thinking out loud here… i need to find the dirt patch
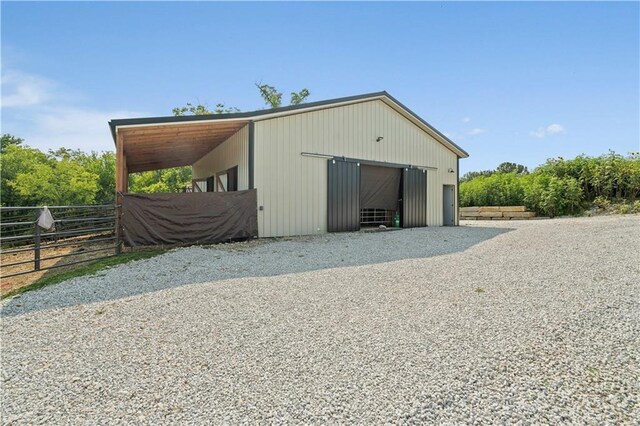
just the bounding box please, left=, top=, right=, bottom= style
left=1, top=235, right=115, bottom=297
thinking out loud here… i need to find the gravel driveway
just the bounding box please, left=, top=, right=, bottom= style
left=2, top=215, right=639, bottom=424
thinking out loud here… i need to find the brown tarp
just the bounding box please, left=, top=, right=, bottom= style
left=360, top=165, right=401, bottom=210
left=121, top=190, right=258, bottom=247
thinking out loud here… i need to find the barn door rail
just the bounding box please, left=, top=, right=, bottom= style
left=300, top=152, right=438, bottom=171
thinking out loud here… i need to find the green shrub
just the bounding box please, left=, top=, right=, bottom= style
left=460, top=173, right=525, bottom=207
left=521, top=174, right=583, bottom=217
left=536, top=151, right=640, bottom=200
left=460, top=151, right=639, bottom=217
left=615, top=204, right=631, bottom=214
left=593, top=195, right=611, bottom=210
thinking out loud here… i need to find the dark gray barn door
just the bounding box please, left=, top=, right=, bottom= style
left=327, top=159, right=360, bottom=232
left=403, top=168, right=427, bottom=227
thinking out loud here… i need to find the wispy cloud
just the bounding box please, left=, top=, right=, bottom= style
left=445, top=125, right=487, bottom=141
left=462, top=116, right=471, bottom=123
left=530, top=123, right=566, bottom=139
left=546, top=124, right=565, bottom=135
left=1, top=70, right=55, bottom=108
left=27, top=107, right=145, bottom=152
left=2, top=69, right=145, bottom=152
left=467, top=128, right=485, bottom=136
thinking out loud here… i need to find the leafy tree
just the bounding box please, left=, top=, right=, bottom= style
left=255, top=83, right=310, bottom=108
left=129, top=167, right=192, bottom=194
left=172, top=102, right=240, bottom=116
left=255, top=83, right=283, bottom=108
left=290, top=88, right=310, bottom=106
left=77, top=152, right=116, bottom=204
left=460, top=170, right=494, bottom=182
left=1, top=143, right=51, bottom=206
left=11, top=158, right=99, bottom=206
left=495, top=162, right=528, bottom=175
left=1, top=134, right=24, bottom=153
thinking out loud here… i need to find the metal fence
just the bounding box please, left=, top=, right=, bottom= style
left=1, top=205, right=118, bottom=279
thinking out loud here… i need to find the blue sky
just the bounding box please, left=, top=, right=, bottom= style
left=2, top=2, right=638, bottom=174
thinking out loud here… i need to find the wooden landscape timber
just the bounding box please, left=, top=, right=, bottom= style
left=460, top=206, right=538, bottom=220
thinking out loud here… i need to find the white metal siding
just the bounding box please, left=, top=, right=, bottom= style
left=254, top=100, right=458, bottom=237
left=192, top=125, right=249, bottom=190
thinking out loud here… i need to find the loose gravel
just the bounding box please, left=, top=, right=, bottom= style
left=1, top=215, right=639, bottom=424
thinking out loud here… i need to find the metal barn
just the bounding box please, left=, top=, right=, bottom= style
left=109, top=92, right=468, bottom=245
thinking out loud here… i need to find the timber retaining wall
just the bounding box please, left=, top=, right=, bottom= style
left=460, top=206, right=537, bottom=220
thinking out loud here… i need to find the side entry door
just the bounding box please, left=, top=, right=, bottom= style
left=443, top=185, right=456, bottom=226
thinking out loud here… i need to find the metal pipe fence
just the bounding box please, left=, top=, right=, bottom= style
left=1, top=205, right=119, bottom=279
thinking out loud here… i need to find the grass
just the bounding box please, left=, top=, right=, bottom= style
left=1, top=250, right=165, bottom=300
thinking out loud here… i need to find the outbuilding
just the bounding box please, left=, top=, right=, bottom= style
left=109, top=91, right=468, bottom=245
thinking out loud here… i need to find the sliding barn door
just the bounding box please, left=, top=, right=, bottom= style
left=327, top=159, right=360, bottom=232
left=403, top=168, right=427, bottom=228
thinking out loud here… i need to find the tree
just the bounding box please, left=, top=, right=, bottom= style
left=496, top=162, right=528, bottom=175
left=1, top=134, right=23, bottom=154
left=172, top=102, right=239, bottom=116
left=1, top=143, right=51, bottom=206
left=290, top=88, right=310, bottom=106
left=460, top=170, right=494, bottom=182
left=128, top=167, right=192, bottom=194
left=173, top=83, right=311, bottom=115
left=255, top=83, right=310, bottom=108
left=11, top=158, right=100, bottom=206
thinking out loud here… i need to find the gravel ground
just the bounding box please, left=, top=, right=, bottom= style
left=1, top=215, right=639, bottom=424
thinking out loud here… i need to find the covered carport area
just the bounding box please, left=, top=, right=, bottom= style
left=109, top=116, right=257, bottom=247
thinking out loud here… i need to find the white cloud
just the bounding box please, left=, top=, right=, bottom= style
left=1, top=70, right=55, bottom=108
left=467, top=128, right=485, bottom=136
left=530, top=128, right=546, bottom=138
left=530, top=123, right=566, bottom=139
left=1, top=69, right=145, bottom=152
left=27, top=107, right=144, bottom=152
left=546, top=123, right=565, bottom=134
left=462, top=116, right=471, bottom=123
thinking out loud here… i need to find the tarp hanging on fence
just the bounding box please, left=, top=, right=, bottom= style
left=360, top=165, right=402, bottom=210
left=121, top=190, right=258, bottom=247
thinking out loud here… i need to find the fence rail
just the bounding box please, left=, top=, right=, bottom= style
left=1, top=205, right=119, bottom=279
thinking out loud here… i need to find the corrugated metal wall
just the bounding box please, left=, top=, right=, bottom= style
left=254, top=99, right=458, bottom=237
left=192, top=125, right=249, bottom=190
left=327, top=159, right=361, bottom=232
left=403, top=168, right=428, bottom=228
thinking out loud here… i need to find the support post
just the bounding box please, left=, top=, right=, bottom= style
left=248, top=121, right=254, bottom=189
left=115, top=131, right=126, bottom=254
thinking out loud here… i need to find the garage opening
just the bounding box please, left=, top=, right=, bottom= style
left=327, top=159, right=428, bottom=232
left=359, top=165, right=401, bottom=228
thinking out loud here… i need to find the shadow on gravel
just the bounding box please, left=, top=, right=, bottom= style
left=1, top=226, right=510, bottom=317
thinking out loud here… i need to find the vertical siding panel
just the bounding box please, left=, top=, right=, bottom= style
left=270, top=120, right=278, bottom=236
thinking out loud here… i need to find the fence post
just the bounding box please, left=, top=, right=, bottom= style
left=115, top=203, right=122, bottom=255
left=34, top=215, right=41, bottom=271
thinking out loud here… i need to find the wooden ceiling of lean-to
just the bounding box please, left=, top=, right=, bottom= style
left=119, top=121, right=249, bottom=173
